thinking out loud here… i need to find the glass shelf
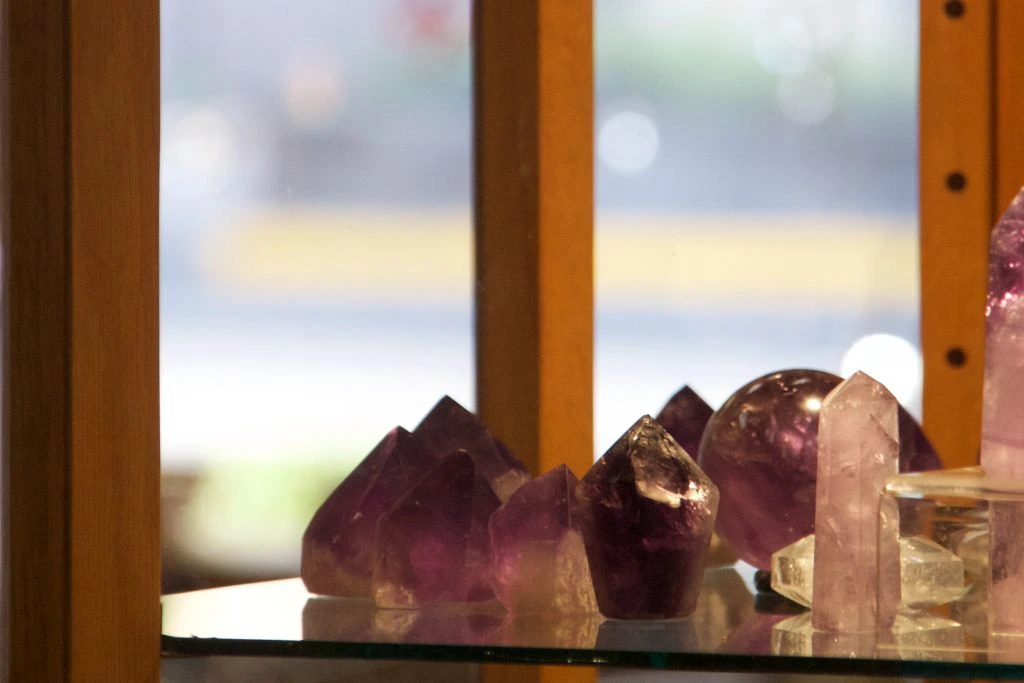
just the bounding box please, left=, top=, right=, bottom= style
left=161, top=567, right=1024, bottom=678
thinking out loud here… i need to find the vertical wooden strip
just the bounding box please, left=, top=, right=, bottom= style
left=474, top=0, right=594, bottom=491
left=68, top=0, right=161, bottom=681
left=474, top=1, right=594, bottom=682
left=996, top=0, right=1024, bottom=210
left=1, top=1, right=70, bottom=680
left=919, top=0, right=994, bottom=468
left=1, top=0, right=161, bottom=680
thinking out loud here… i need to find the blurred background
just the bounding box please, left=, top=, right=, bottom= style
left=160, top=0, right=920, bottom=606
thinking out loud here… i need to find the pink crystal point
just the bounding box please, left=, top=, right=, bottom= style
left=301, top=427, right=440, bottom=597
left=983, top=188, right=1024, bottom=477
left=812, top=371, right=900, bottom=632
left=655, top=385, right=715, bottom=458
left=372, top=450, right=500, bottom=608
left=488, top=464, right=597, bottom=615
left=576, top=415, right=719, bottom=619
left=981, top=187, right=1024, bottom=634
left=414, top=395, right=530, bottom=503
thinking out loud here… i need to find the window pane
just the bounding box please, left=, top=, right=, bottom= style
left=595, top=0, right=920, bottom=451
left=161, top=0, right=473, bottom=589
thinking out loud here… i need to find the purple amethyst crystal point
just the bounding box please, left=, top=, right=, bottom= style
left=489, top=464, right=597, bottom=615
left=372, top=451, right=501, bottom=608
left=698, top=369, right=937, bottom=570
left=655, top=385, right=715, bottom=458
left=301, top=427, right=440, bottom=597
left=698, top=369, right=840, bottom=570
left=576, top=415, right=719, bottom=620
left=413, top=395, right=530, bottom=503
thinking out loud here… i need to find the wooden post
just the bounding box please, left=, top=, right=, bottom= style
left=0, top=0, right=161, bottom=680
left=996, top=0, right=1024, bottom=210
left=474, top=1, right=594, bottom=682
left=919, top=0, right=994, bottom=468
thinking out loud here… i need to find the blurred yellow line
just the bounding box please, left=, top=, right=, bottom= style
left=202, top=208, right=918, bottom=309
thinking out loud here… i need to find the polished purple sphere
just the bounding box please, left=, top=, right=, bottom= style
left=698, top=369, right=940, bottom=570
left=698, top=369, right=840, bottom=570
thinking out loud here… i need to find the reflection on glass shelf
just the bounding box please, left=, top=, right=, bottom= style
left=161, top=568, right=1024, bottom=677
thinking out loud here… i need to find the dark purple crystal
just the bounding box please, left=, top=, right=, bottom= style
left=576, top=415, right=719, bottom=619
left=897, top=404, right=942, bottom=472
left=301, top=427, right=440, bottom=597
left=489, top=464, right=596, bottom=615
left=698, top=369, right=941, bottom=571
left=414, top=396, right=530, bottom=502
left=373, top=451, right=500, bottom=608
left=655, top=385, right=714, bottom=458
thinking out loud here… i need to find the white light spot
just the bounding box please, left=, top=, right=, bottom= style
left=777, top=67, right=837, bottom=126
left=804, top=397, right=822, bottom=412
left=840, top=333, right=922, bottom=407
left=598, top=110, right=660, bottom=175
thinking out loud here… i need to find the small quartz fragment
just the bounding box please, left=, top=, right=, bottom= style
left=771, top=534, right=815, bottom=608
left=301, top=427, right=441, bottom=597
left=576, top=415, right=719, bottom=619
left=489, top=464, right=597, bottom=615
left=772, top=534, right=965, bottom=610
left=373, top=451, right=500, bottom=608
left=812, top=371, right=900, bottom=632
left=414, top=395, right=530, bottom=503
left=655, top=385, right=714, bottom=459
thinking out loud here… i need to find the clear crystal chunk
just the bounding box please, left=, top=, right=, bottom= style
left=772, top=534, right=965, bottom=610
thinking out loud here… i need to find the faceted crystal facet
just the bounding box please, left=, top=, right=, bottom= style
left=699, top=369, right=940, bottom=571
left=902, top=536, right=967, bottom=608
left=812, top=371, right=900, bottom=632
left=771, top=534, right=815, bottom=607
left=771, top=534, right=965, bottom=610
left=655, top=385, right=714, bottom=459
left=414, top=396, right=530, bottom=503
left=576, top=415, right=719, bottom=619
left=301, top=427, right=441, bottom=597
left=489, top=465, right=597, bottom=615
left=372, top=451, right=500, bottom=608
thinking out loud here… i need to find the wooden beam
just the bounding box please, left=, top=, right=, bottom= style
left=919, top=0, right=994, bottom=468
left=0, top=0, right=161, bottom=680
left=474, top=1, right=593, bottom=682
left=996, top=0, right=1024, bottom=210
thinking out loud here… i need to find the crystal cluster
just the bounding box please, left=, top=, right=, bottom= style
left=301, top=396, right=529, bottom=604
left=373, top=452, right=500, bottom=607
left=488, top=465, right=597, bottom=615
left=699, top=369, right=939, bottom=570
left=772, top=534, right=965, bottom=610
left=981, top=188, right=1024, bottom=634
left=576, top=416, right=719, bottom=619
left=812, top=371, right=900, bottom=632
